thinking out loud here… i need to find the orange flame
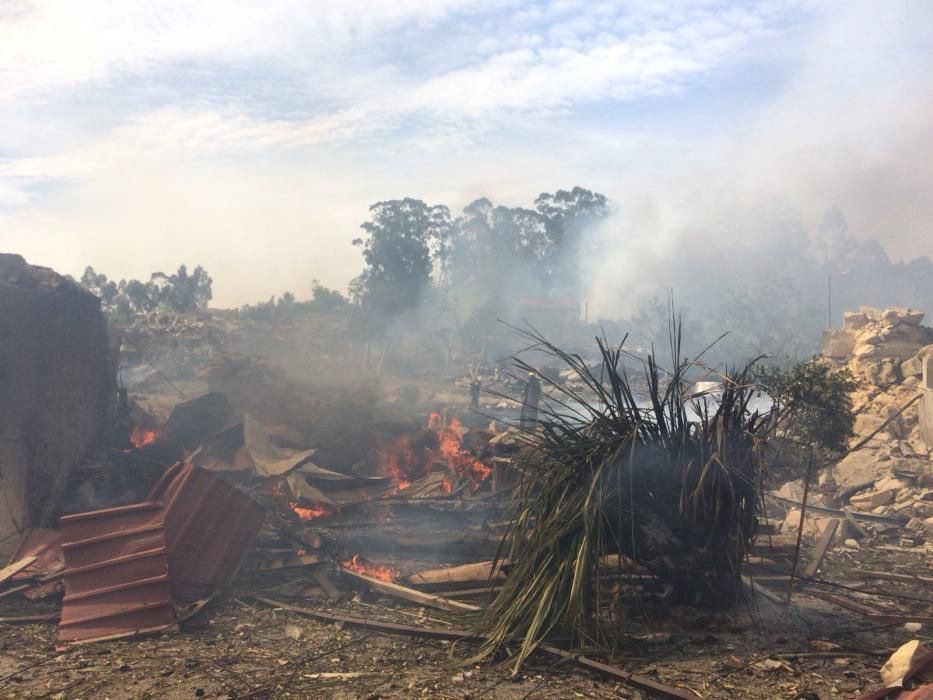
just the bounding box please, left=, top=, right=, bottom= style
left=433, top=418, right=493, bottom=491
left=341, top=554, right=398, bottom=583
left=289, top=502, right=336, bottom=521
left=440, top=476, right=453, bottom=494
left=375, top=433, right=420, bottom=490
left=130, top=427, right=164, bottom=449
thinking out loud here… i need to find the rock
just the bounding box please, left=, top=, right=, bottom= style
left=823, top=329, right=856, bottom=359
left=776, top=479, right=805, bottom=502
left=855, top=344, right=882, bottom=362
left=902, top=356, right=924, bottom=378
left=877, top=361, right=899, bottom=387
left=854, top=414, right=886, bottom=436
left=843, top=311, right=870, bottom=330
left=782, top=509, right=830, bottom=537
left=850, top=489, right=897, bottom=510
left=912, top=501, right=933, bottom=519
left=921, top=490, right=933, bottom=501
left=843, top=538, right=860, bottom=549
left=834, top=451, right=886, bottom=488
left=900, top=310, right=926, bottom=326
left=880, top=640, right=929, bottom=686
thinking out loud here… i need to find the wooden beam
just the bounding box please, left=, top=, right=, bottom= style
left=405, top=560, right=507, bottom=586
left=256, top=553, right=321, bottom=572
left=342, top=569, right=481, bottom=613
left=312, top=570, right=341, bottom=601
left=0, top=555, right=37, bottom=585
left=803, top=519, right=840, bottom=579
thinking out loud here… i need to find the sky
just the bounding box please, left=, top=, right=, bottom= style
left=0, top=0, right=931, bottom=309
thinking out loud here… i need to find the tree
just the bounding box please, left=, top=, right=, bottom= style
left=80, top=267, right=118, bottom=308
left=311, top=280, right=349, bottom=314
left=533, top=187, right=611, bottom=288
left=756, top=359, right=858, bottom=454
left=350, top=198, right=452, bottom=316
left=151, top=264, right=213, bottom=312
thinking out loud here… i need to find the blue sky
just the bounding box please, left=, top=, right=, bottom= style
left=0, top=0, right=931, bottom=308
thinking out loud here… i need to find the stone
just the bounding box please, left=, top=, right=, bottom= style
left=834, top=450, right=886, bottom=488
left=843, top=311, right=870, bottom=330
left=877, top=361, right=899, bottom=387
left=850, top=489, right=897, bottom=510
left=912, top=501, right=933, bottom=519
left=781, top=509, right=830, bottom=537
left=776, top=479, right=805, bottom=502
left=822, top=329, right=856, bottom=359
left=854, top=414, right=886, bottom=436
left=843, top=538, right=860, bottom=549
left=880, top=640, right=929, bottom=686
left=902, top=355, right=924, bottom=378
left=900, top=310, right=926, bottom=326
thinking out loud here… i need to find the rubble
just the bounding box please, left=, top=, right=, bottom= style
left=814, top=307, right=933, bottom=537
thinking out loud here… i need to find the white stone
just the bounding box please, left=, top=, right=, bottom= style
left=880, top=640, right=929, bottom=686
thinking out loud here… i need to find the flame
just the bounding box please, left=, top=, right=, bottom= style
left=372, top=415, right=493, bottom=492
left=341, top=554, right=398, bottom=583
left=433, top=418, right=493, bottom=491
left=375, top=433, right=421, bottom=490
left=289, top=502, right=336, bottom=521
left=130, top=427, right=164, bottom=449
left=440, top=476, right=453, bottom=494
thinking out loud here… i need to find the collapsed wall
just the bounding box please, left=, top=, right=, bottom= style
left=818, top=306, right=933, bottom=537
left=0, top=254, right=115, bottom=556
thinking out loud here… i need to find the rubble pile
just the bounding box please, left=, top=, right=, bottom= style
left=802, top=307, right=933, bottom=539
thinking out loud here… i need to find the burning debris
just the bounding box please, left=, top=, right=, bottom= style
left=341, top=554, right=399, bottom=583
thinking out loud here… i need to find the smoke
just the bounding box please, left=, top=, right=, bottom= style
left=580, top=0, right=933, bottom=319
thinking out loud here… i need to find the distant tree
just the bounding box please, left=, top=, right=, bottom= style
left=80, top=266, right=119, bottom=308
left=350, top=198, right=452, bottom=316
left=151, top=264, right=213, bottom=312
left=534, top=186, right=611, bottom=288
left=311, top=280, right=349, bottom=314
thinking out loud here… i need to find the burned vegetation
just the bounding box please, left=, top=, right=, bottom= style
left=474, top=324, right=770, bottom=670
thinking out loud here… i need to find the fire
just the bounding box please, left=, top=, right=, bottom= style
left=433, top=418, right=493, bottom=491
left=372, top=415, right=493, bottom=492
left=341, top=554, right=398, bottom=583
left=440, top=476, right=453, bottom=494
left=289, top=502, right=336, bottom=521
left=130, top=426, right=164, bottom=449
left=375, top=433, right=420, bottom=489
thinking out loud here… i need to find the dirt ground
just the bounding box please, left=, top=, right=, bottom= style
left=0, top=569, right=926, bottom=700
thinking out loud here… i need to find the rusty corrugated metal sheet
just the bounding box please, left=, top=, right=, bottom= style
left=58, top=502, right=175, bottom=644
left=148, top=462, right=265, bottom=599
left=56, top=463, right=263, bottom=643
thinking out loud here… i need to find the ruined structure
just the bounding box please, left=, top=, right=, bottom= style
left=820, top=307, right=933, bottom=536
left=0, top=255, right=115, bottom=556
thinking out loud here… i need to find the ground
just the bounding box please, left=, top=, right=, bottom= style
left=0, top=561, right=926, bottom=700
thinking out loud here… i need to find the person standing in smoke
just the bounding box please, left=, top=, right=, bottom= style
left=520, top=371, right=540, bottom=430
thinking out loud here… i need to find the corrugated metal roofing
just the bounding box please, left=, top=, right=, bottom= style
left=58, top=502, right=175, bottom=644
left=149, top=462, right=264, bottom=599
left=56, top=463, right=264, bottom=643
